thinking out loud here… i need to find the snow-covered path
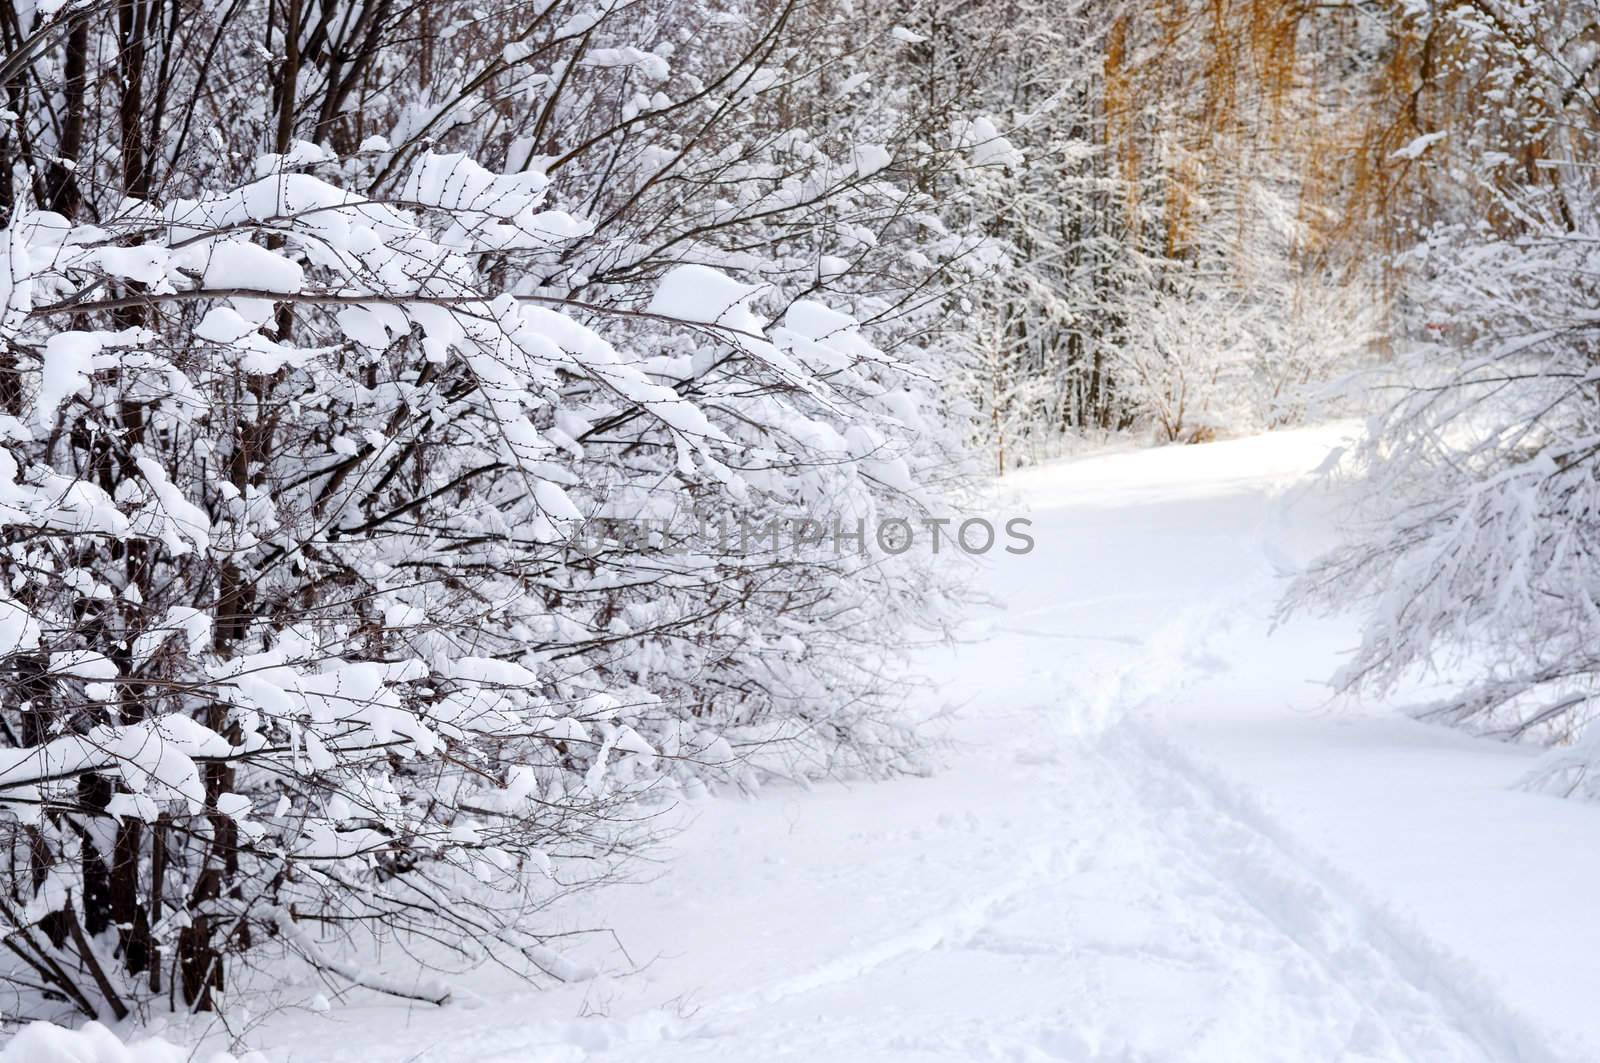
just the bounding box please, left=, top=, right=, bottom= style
left=249, top=426, right=1600, bottom=1062
left=527, top=728, right=1554, bottom=1063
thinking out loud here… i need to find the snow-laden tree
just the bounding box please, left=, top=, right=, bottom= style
left=1114, top=176, right=1382, bottom=444
left=1100, top=0, right=1385, bottom=444
left=902, top=0, right=1142, bottom=470
left=1287, top=1, right=1600, bottom=792
left=906, top=0, right=1383, bottom=467
left=0, top=0, right=984, bottom=1022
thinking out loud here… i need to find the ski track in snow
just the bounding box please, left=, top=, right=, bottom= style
left=254, top=426, right=1584, bottom=1063
left=368, top=725, right=1561, bottom=1063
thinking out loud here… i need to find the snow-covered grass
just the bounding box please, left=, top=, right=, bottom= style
left=18, top=423, right=1600, bottom=1061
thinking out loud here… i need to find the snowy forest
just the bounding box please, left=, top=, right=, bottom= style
left=0, top=0, right=1598, bottom=1059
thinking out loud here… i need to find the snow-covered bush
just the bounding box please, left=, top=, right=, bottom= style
left=1286, top=0, right=1600, bottom=792
left=0, top=0, right=979, bottom=1022
left=1290, top=167, right=1600, bottom=761
left=1116, top=254, right=1381, bottom=444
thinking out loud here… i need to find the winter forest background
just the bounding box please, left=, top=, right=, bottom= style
left=0, top=0, right=1598, bottom=1054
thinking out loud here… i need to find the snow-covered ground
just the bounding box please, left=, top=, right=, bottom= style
left=22, top=423, right=1600, bottom=1062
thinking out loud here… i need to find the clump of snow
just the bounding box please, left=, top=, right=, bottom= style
left=254, top=140, right=336, bottom=176
left=581, top=46, right=670, bottom=81
left=199, top=240, right=305, bottom=294
left=950, top=116, right=1023, bottom=169
left=0, top=1021, right=251, bottom=1063
left=1390, top=131, right=1448, bottom=160
left=852, top=143, right=893, bottom=177
left=645, top=264, right=767, bottom=335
